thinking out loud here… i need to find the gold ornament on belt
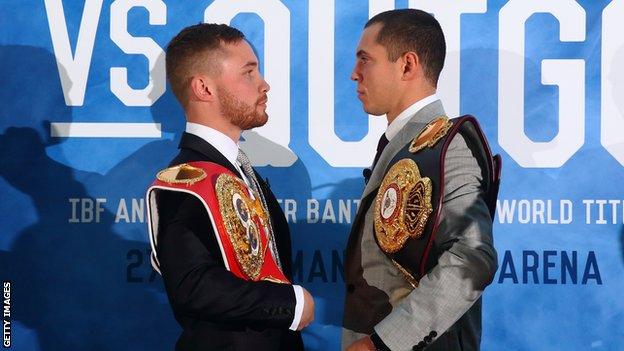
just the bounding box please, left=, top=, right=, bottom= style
left=261, top=276, right=289, bottom=284
left=391, top=259, right=419, bottom=289
left=409, top=116, right=453, bottom=154
left=374, top=159, right=433, bottom=254
left=156, top=163, right=207, bottom=185
left=216, top=173, right=270, bottom=280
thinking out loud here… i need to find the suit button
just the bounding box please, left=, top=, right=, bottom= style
left=347, top=284, right=355, bottom=293
left=429, top=331, right=437, bottom=338
left=413, top=341, right=426, bottom=350
left=424, top=335, right=432, bottom=343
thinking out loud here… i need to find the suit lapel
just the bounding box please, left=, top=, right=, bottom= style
left=361, top=100, right=446, bottom=199
left=178, top=132, right=242, bottom=177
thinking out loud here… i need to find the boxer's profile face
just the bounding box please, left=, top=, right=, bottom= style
left=351, top=23, right=403, bottom=117
left=216, top=40, right=270, bottom=130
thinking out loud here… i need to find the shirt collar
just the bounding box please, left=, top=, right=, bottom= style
left=185, top=122, right=239, bottom=166
left=385, top=93, right=439, bottom=141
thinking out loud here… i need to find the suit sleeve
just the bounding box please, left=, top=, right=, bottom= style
left=373, top=133, right=498, bottom=349
left=156, top=191, right=297, bottom=329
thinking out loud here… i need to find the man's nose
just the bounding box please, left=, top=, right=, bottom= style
left=261, top=79, right=270, bottom=93
left=350, top=66, right=360, bottom=82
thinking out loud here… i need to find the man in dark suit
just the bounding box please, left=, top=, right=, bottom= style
left=342, top=9, right=499, bottom=351
left=148, top=23, right=313, bottom=351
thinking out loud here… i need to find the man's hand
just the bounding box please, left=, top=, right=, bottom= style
left=296, top=288, right=314, bottom=330
left=346, top=336, right=376, bottom=351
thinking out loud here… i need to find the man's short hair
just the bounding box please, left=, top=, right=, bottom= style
left=366, top=9, right=446, bottom=86
left=165, top=23, right=245, bottom=105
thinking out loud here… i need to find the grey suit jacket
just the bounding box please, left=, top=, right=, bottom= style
left=342, top=100, right=498, bottom=351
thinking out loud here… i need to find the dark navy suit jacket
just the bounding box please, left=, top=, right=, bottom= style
left=155, top=132, right=304, bottom=351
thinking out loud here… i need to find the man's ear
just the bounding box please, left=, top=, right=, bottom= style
left=401, top=51, right=421, bottom=81
left=189, top=75, right=216, bottom=102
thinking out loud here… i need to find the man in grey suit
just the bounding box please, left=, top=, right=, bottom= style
left=342, top=9, right=499, bottom=351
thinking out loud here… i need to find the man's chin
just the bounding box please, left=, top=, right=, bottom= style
left=362, top=107, right=385, bottom=117
left=241, top=114, right=268, bottom=130
left=255, top=113, right=268, bottom=127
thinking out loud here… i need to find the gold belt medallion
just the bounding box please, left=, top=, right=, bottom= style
left=374, top=159, right=433, bottom=253
left=409, top=116, right=453, bottom=154
left=156, top=163, right=207, bottom=185
left=216, top=173, right=269, bottom=280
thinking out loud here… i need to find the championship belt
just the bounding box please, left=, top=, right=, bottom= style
left=373, top=116, right=501, bottom=288
left=146, top=161, right=289, bottom=284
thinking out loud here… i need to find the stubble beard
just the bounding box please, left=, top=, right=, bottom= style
left=217, top=87, right=268, bottom=130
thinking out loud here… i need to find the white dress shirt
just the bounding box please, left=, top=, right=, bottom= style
left=186, top=122, right=305, bottom=331
left=385, top=93, right=439, bottom=141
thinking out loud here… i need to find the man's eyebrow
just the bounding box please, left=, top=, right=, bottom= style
left=241, top=61, right=258, bottom=69
left=356, top=49, right=371, bottom=58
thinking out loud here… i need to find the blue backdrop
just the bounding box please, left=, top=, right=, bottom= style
left=1, top=0, right=623, bottom=350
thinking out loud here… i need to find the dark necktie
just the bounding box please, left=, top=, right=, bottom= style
left=363, top=133, right=389, bottom=183
left=236, top=149, right=282, bottom=269
left=372, top=133, right=389, bottom=168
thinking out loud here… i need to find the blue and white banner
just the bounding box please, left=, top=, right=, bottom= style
left=1, top=0, right=623, bottom=350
